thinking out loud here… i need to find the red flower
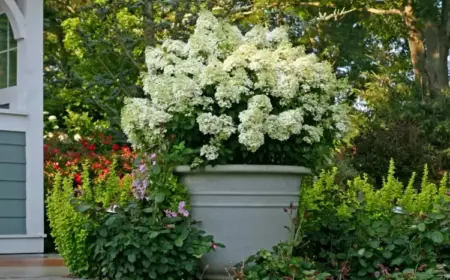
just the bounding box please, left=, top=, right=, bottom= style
left=74, top=173, right=82, bottom=185
left=52, top=162, right=60, bottom=170
left=112, top=144, right=119, bottom=151
left=88, top=144, right=96, bottom=151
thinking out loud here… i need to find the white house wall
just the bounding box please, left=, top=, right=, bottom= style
left=0, top=0, right=44, bottom=254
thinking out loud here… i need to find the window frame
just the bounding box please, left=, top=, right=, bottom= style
left=0, top=12, right=17, bottom=89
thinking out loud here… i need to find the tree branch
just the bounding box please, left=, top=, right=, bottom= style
left=296, top=2, right=333, bottom=7
left=365, top=8, right=402, bottom=15
left=295, top=2, right=402, bottom=16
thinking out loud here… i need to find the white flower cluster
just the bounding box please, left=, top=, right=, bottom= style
left=121, top=98, right=172, bottom=149
left=121, top=11, right=349, bottom=160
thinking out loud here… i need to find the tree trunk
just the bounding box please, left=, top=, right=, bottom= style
left=424, top=21, right=449, bottom=96
left=403, top=3, right=430, bottom=96
left=143, top=0, right=156, bottom=47
left=403, top=1, right=450, bottom=97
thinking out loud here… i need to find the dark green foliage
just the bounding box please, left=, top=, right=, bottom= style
left=301, top=208, right=450, bottom=279
left=236, top=243, right=330, bottom=280
left=353, top=120, right=437, bottom=185
left=84, top=202, right=216, bottom=280
left=352, top=92, right=450, bottom=185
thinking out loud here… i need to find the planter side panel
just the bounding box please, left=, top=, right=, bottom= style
left=179, top=171, right=303, bottom=278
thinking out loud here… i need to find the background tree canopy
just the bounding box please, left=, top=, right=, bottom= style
left=44, top=0, right=450, bottom=183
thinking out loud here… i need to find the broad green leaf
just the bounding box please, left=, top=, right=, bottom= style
left=382, top=251, right=392, bottom=259
left=359, top=259, right=367, bottom=267
left=386, top=244, right=396, bottom=251
left=364, top=250, right=373, bottom=258
left=99, top=228, right=108, bottom=237
left=358, top=248, right=365, bottom=256
left=430, top=213, right=446, bottom=220
left=76, top=204, right=91, bottom=213
left=175, top=239, right=184, bottom=247
left=105, top=215, right=117, bottom=226
left=155, top=193, right=165, bottom=203
left=368, top=240, right=380, bottom=249
left=152, top=164, right=161, bottom=175
left=391, top=257, right=404, bottom=266
left=149, top=231, right=159, bottom=239
left=432, top=231, right=444, bottom=244
left=149, top=271, right=157, bottom=279
left=418, top=223, right=426, bottom=232
left=394, top=239, right=407, bottom=245
left=143, top=207, right=153, bottom=213
left=128, top=253, right=136, bottom=263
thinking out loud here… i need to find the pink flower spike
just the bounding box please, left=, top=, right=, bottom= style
left=164, top=210, right=171, bottom=218
left=212, top=243, right=218, bottom=251
left=139, top=164, right=146, bottom=173
left=181, top=210, right=189, bottom=217
left=178, top=201, right=186, bottom=209
left=164, top=210, right=177, bottom=218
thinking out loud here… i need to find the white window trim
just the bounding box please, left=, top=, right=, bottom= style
left=0, top=14, right=17, bottom=88
left=0, top=0, right=25, bottom=40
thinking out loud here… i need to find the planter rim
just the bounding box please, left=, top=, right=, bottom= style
left=174, top=164, right=311, bottom=175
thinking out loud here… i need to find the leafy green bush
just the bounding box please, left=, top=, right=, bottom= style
left=301, top=160, right=449, bottom=219
left=234, top=243, right=329, bottom=280
left=47, top=165, right=133, bottom=275
left=47, top=145, right=211, bottom=278
left=84, top=201, right=218, bottom=280
left=297, top=161, right=450, bottom=279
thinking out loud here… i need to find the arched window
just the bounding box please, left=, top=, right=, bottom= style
left=0, top=13, right=17, bottom=89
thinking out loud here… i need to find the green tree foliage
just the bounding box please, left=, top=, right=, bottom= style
left=44, top=0, right=248, bottom=135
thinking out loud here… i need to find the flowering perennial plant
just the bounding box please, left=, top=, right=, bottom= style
left=44, top=131, right=136, bottom=189
left=122, top=11, right=348, bottom=166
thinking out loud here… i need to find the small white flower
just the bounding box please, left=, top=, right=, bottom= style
left=74, top=134, right=82, bottom=141
left=200, top=144, right=219, bottom=160
left=197, top=113, right=236, bottom=138
left=58, top=134, right=68, bottom=142
left=53, top=125, right=59, bottom=130
left=48, top=115, right=57, bottom=121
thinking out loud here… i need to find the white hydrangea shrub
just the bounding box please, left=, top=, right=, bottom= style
left=122, top=11, right=349, bottom=165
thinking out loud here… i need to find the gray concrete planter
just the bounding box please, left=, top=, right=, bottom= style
left=174, top=165, right=311, bottom=279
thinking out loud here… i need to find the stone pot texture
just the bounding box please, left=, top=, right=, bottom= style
left=174, top=165, right=311, bottom=279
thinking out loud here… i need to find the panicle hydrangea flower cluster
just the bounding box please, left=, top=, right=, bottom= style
left=121, top=11, right=349, bottom=162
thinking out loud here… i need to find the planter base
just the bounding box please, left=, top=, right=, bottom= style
left=175, top=165, right=311, bottom=278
